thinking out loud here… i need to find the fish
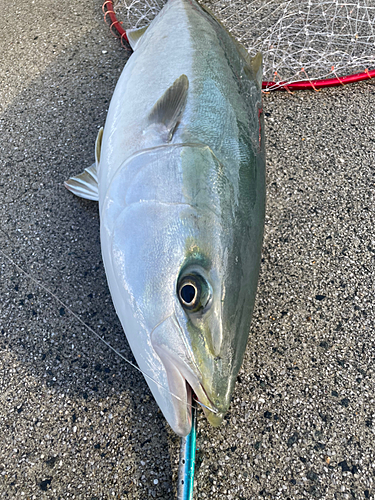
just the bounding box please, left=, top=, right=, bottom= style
left=65, top=0, right=265, bottom=437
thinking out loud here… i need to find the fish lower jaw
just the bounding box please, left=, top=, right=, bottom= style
left=153, top=345, right=219, bottom=435
left=181, top=373, right=223, bottom=430
left=188, top=379, right=226, bottom=427
left=171, top=361, right=222, bottom=424
left=185, top=382, right=224, bottom=427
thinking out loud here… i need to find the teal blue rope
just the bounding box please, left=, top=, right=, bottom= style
left=177, top=400, right=197, bottom=499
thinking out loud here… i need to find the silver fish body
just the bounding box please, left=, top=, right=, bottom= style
left=66, top=0, right=265, bottom=436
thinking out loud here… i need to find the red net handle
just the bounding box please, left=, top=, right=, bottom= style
left=102, top=0, right=375, bottom=91
left=103, top=0, right=129, bottom=47
left=263, top=69, right=375, bottom=92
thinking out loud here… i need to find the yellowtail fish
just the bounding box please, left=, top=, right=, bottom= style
left=65, top=0, right=265, bottom=436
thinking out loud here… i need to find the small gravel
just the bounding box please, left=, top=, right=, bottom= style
left=0, top=1, right=374, bottom=499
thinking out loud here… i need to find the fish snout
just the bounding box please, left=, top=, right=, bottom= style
left=151, top=314, right=221, bottom=435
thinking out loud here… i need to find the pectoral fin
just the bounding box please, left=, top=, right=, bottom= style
left=250, top=52, right=263, bottom=89
left=95, top=126, right=103, bottom=168
left=147, top=74, right=189, bottom=142
left=236, top=41, right=263, bottom=90
left=126, top=26, right=148, bottom=50
left=64, top=127, right=102, bottom=201
left=64, top=163, right=99, bottom=201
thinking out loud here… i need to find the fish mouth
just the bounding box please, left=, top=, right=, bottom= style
left=154, top=344, right=224, bottom=435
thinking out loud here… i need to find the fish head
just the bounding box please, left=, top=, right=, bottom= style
left=150, top=232, right=260, bottom=432
left=100, top=144, right=264, bottom=436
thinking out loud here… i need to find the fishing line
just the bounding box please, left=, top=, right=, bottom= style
left=0, top=247, right=217, bottom=415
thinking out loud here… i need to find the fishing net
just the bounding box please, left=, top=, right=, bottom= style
left=105, top=0, right=375, bottom=90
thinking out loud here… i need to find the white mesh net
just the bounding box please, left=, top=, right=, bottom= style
left=112, top=0, right=375, bottom=89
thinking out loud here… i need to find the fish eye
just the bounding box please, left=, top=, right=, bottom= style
left=177, top=274, right=210, bottom=312
left=180, top=283, right=196, bottom=304
left=179, top=280, right=199, bottom=307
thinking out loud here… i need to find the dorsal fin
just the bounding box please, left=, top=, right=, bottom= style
left=126, top=26, right=148, bottom=51
left=148, top=74, right=189, bottom=141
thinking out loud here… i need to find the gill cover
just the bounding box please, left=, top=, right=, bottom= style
left=100, top=143, right=240, bottom=434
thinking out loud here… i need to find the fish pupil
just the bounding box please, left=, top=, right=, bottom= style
left=180, top=284, right=196, bottom=305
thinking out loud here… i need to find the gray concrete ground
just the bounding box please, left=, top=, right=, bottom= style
left=0, top=1, right=374, bottom=499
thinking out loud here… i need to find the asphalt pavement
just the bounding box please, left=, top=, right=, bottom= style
left=0, top=1, right=375, bottom=499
